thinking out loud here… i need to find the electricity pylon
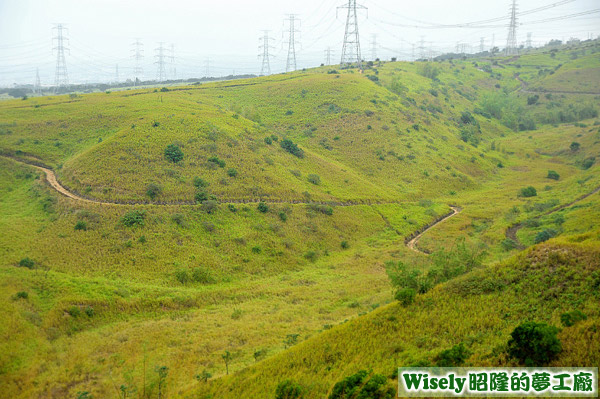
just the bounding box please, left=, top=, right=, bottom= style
left=34, top=68, right=41, bottom=94
left=170, top=43, right=176, bottom=80
left=324, top=47, right=334, bottom=65
left=338, top=0, right=367, bottom=68
left=505, top=0, right=518, bottom=55
left=155, top=42, right=167, bottom=82
left=259, top=30, right=275, bottom=75
left=284, top=14, right=300, bottom=72
left=370, top=34, right=377, bottom=60
left=131, top=39, right=144, bottom=85
left=52, top=24, right=69, bottom=91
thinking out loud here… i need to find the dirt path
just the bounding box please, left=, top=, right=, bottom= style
left=505, top=185, right=600, bottom=248
left=406, top=206, right=462, bottom=253
left=515, top=73, right=600, bottom=96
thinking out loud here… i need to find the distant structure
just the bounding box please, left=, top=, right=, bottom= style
left=480, top=37, right=485, bottom=53
left=284, top=14, right=300, bottom=72
left=259, top=30, right=274, bottom=75
left=170, top=44, right=176, bottom=80
left=52, top=24, right=69, bottom=90
left=34, top=68, right=41, bottom=94
left=370, top=34, right=377, bottom=60
left=505, top=0, right=518, bottom=55
left=338, top=0, right=367, bottom=68
left=204, top=58, right=211, bottom=77
left=324, top=47, right=334, bottom=65
left=131, top=39, right=144, bottom=85
left=526, top=32, right=532, bottom=48
left=418, top=36, right=426, bottom=59
left=115, top=64, right=119, bottom=83
left=155, top=42, right=167, bottom=82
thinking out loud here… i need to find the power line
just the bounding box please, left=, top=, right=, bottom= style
left=338, top=0, right=367, bottom=68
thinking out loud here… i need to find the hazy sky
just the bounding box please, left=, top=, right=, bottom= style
left=0, top=0, right=598, bottom=86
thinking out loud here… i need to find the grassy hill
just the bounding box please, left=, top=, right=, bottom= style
left=0, top=39, right=598, bottom=398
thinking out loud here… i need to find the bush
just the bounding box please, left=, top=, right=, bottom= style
left=570, top=142, right=580, bottom=152
left=304, top=251, right=318, bottom=262
left=395, top=288, right=416, bottom=306
left=208, top=156, right=226, bottom=168
left=201, top=200, right=218, bottom=214
left=560, top=310, right=587, bottom=327
left=18, top=257, right=35, bottom=269
left=195, top=190, right=208, bottom=203
left=175, top=269, right=190, bottom=284
left=275, top=380, right=305, bottom=399
left=581, top=157, right=595, bottom=170
left=518, top=186, right=537, bottom=198
left=307, top=174, right=321, bottom=185
left=341, top=240, right=349, bottom=249
left=193, top=177, right=209, bottom=188
left=507, top=321, right=561, bottom=366
left=534, top=229, right=557, bottom=244
left=419, top=63, right=440, bottom=80
left=15, top=291, right=28, bottom=300
left=329, top=370, right=394, bottom=399
left=74, top=220, right=87, bottom=231
left=164, top=144, right=184, bottom=163
left=279, top=212, right=287, bottom=222
left=146, top=183, right=162, bottom=200
left=280, top=139, right=304, bottom=158
left=257, top=202, right=269, bottom=213
left=501, top=238, right=518, bottom=251
left=436, top=343, right=469, bottom=366
left=227, top=168, right=238, bottom=177
left=171, top=213, right=186, bottom=226
left=191, top=267, right=215, bottom=284
left=546, top=170, right=560, bottom=180
left=228, top=204, right=237, bottom=212
left=264, top=137, right=273, bottom=145
left=527, top=95, right=539, bottom=105
left=121, top=210, right=146, bottom=227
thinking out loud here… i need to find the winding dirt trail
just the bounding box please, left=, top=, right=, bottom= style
left=505, top=185, right=600, bottom=249
left=4, top=155, right=463, bottom=254
left=406, top=206, right=462, bottom=253
left=515, top=73, right=600, bottom=96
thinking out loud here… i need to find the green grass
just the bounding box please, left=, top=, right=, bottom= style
left=0, top=39, right=598, bottom=398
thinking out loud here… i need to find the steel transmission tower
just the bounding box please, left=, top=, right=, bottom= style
left=370, top=34, right=377, bottom=60
left=155, top=42, right=167, bottom=82
left=480, top=37, right=485, bottom=53
left=505, top=0, right=518, bottom=55
left=324, top=47, right=334, bottom=65
left=131, top=39, right=144, bottom=85
left=284, top=15, right=300, bottom=72
left=259, top=30, right=274, bottom=75
left=526, top=32, right=532, bottom=48
left=338, top=0, right=367, bottom=68
left=34, top=68, right=41, bottom=94
left=52, top=24, right=69, bottom=90
left=170, top=44, right=176, bottom=80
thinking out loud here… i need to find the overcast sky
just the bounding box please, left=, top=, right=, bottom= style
left=0, top=0, right=598, bottom=86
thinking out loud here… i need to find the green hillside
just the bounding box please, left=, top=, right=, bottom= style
left=0, top=39, right=599, bottom=398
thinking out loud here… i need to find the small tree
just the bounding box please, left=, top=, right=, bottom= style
left=227, top=168, right=238, bottom=177
left=18, top=257, right=35, bottom=269
left=121, top=210, right=146, bottom=227
left=507, top=321, right=561, bottom=366
left=570, top=142, right=580, bottom=152
left=395, top=288, right=416, bottom=306
left=436, top=343, right=469, bottom=366
left=195, top=369, right=212, bottom=383
left=222, top=351, right=232, bottom=375
left=329, top=370, right=394, bottom=399
left=164, top=144, right=183, bottom=163
left=307, top=174, right=321, bottom=185
left=155, top=366, right=169, bottom=399
left=280, top=139, right=304, bottom=158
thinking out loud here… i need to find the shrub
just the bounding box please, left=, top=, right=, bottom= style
left=546, top=170, right=560, bottom=180
left=436, top=343, right=469, bottom=366
left=146, top=183, right=162, bottom=200
left=84, top=306, right=95, bottom=317
left=275, top=380, right=305, bottom=399
left=304, top=251, right=318, bottom=262
left=507, top=322, right=561, bottom=366
left=527, top=95, right=539, bottom=105
left=164, top=144, right=184, bottom=163
left=201, top=200, right=218, bottom=214
left=501, top=238, right=517, bottom=251
left=208, top=156, right=226, bottom=168
left=419, top=63, right=440, bottom=80
left=67, top=306, right=81, bottom=317
left=581, top=157, right=595, bottom=170
left=341, top=240, right=349, bottom=249
left=74, top=220, right=87, bottom=231
left=121, top=210, right=146, bottom=227
left=193, top=177, right=209, bottom=188
left=280, top=139, right=304, bottom=158
left=228, top=204, right=237, bottom=212
left=570, top=142, right=580, bottom=152
left=257, top=202, right=269, bottom=213
left=518, top=186, right=537, bottom=198
left=252, top=246, right=262, bottom=254
left=18, top=257, right=35, bottom=269
left=560, top=310, right=587, bottom=327
left=395, top=288, right=416, bottom=306
left=329, top=370, right=394, bottom=399
left=195, top=190, right=208, bottom=203
left=175, top=269, right=190, bottom=284
left=534, top=229, right=557, bottom=244
left=227, top=168, right=238, bottom=177
left=279, top=212, right=287, bottom=222
left=264, top=137, right=273, bottom=145
left=171, top=213, right=186, bottom=226
left=285, top=110, right=293, bottom=115
left=15, top=291, right=28, bottom=300
left=191, top=267, right=215, bottom=284
left=307, top=174, right=321, bottom=185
